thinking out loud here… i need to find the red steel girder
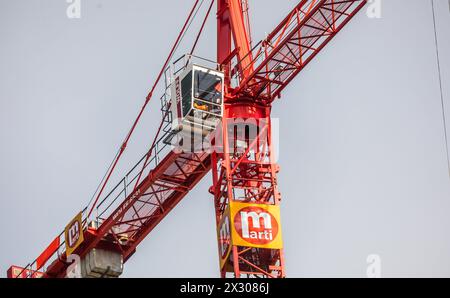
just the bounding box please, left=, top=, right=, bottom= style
left=13, top=0, right=367, bottom=278
left=212, top=112, right=284, bottom=278
left=44, top=151, right=211, bottom=277
left=233, top=0, right=367, bottom=103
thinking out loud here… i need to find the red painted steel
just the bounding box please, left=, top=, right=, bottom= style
left=7, top=266, right=44, bottom=278
left=11, top=0, right=367, bottom=278
left=232, top=0, right=367, bottom=103
left=36, top=237, right=60, bottom=270
left=45, top=151, right=212, bottom=277
left=211, top=0, right=366, bottom=278
left=212, top=106, right=285, bottom=277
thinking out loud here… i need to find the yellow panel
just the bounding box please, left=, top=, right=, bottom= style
left=65, top=212, right=84, bottom=257
left=217, top=206, right=232, bottom=269
left=229, top=201, right=283, bottom=249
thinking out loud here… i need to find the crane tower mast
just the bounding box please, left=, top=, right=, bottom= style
left=213, top=0, right=366, bottom=278
left=8, top=0, right=367, bottom=278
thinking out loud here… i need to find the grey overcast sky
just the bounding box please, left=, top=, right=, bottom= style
left=1, top=0, right=450, bottom=277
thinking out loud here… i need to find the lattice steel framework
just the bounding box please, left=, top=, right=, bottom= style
left=10, top=0, right=367, bottom=278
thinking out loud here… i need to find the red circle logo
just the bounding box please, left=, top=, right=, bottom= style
left=234, top=206, right=278, bottom=245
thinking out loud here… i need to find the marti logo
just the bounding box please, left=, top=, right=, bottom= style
left=234, top=206, right=279, bottom=245
left=67, top=220, right=81, bottom=248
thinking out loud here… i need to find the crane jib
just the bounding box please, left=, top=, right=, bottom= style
left=9, top=0, right=368, bottom=278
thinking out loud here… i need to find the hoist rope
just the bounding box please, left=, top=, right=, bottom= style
left=431, top=0, right=450, bottom=177
left=133, top=0, right=215, bottom=189
left=189, top=0, right=215, bottom=57
left=86, top=0, right=202, bottom=218
left=175, top=0, right=207, bottom=56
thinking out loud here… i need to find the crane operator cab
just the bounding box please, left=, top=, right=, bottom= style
left=169, top=64, right=224, bottom=143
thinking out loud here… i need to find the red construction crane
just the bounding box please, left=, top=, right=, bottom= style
left=8, top=0, right=367, bottom=278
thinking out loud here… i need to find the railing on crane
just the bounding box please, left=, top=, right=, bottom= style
left=12, top=55, right=221, bottom=278
left=229, top=0, right=366, bottom=102
left=9, top=0, right=368, bottom=278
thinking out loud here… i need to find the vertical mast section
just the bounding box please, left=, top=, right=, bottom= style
left=214, top=0, right=285, bottom=278
left=217, top=0, right=253, bottom=81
